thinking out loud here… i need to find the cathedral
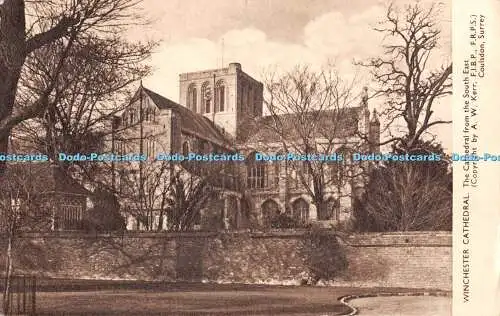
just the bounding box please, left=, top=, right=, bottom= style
left=111, top=63, right=380, bottom=231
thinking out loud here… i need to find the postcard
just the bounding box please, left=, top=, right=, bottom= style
left=0, top=0, right=497, bottom=315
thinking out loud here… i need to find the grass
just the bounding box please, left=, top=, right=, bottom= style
left=16, top=279, right=446, bottom=315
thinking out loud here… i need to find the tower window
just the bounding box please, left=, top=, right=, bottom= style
left=187, top=84, right=197, bottom=112
left=201, top=82, right=211, bottom=114
left=215, top=80, right=225, bottom=112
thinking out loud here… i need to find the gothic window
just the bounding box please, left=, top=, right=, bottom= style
left=146, top=139, right=155, bottom=156
left=201, top=82, right=211, bottom=114
left=291, top=198, right=309, bottom=223
left=261, top=199, right=280, bottom=228
left=215, top=80, right=225, bottom=112
left=247, top=152, right=267, bottom=189
left=187, top=84, right=197, bottom=112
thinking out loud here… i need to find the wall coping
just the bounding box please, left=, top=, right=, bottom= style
left=6, top=230, right=452, bottom=246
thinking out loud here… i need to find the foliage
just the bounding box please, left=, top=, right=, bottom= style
left=301, top=227, right=347, bottom=284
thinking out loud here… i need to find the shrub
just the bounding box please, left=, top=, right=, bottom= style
left=83, top=188, right=125, bottom=233
left=301, top=227, right=347, bottom=284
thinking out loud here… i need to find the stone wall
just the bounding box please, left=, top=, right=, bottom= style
left=0, top=230, right=451, bottom=290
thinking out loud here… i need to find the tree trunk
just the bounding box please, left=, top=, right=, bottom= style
left=2, top=231, right=14, bottom=314
left=0, top=1, right=28, bottom=175
left=0, top=136, right=9, bottom=176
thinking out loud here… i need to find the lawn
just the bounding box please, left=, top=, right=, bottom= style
left=27, top=279, right=447, bottom=315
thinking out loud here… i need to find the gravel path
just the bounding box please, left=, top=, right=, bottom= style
left=350, top=296, right=451, bottom=316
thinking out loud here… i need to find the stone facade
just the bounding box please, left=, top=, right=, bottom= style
left=110, top=63, right=381, bottom=231
left=179, top=62, right=263, bottom=140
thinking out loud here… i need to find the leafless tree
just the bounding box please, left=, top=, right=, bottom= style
left=0, top=0, right=150, bottom=175
left=0, top=164, right=51, bottom=312
left=118, top=161, right=233, bottom=232
left=262, top=65, right=366, bottom=223
left=354, top=140, right=452, bottom=231
left=164, top=164, right=224, bottom=231
left=15, top=34, right=154, bottom=160
left=357, top=2, right=452, bottom=150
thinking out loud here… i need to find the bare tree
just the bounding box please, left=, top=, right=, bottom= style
left=357, top=2, right=452, bottom=150
left=16, top=34, right=153, bottom=161
left=262, top=65, right=366, bottom=223
left=353, top=140, right=452, bottom=231
left=164, top=164, right=224, bottom=231
left=0, top=164, right=51, bottom=312
left=0, top=0, right=149, bottom=175
left=118, top=161, right=232, bottom=232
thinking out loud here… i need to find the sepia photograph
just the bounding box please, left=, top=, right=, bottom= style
left=0, top=0, right=452, bottom=315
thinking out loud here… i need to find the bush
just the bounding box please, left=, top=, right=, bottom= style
left=301, top=227, right=347, bottom=284
left=83, top=188, right=125, bottom=233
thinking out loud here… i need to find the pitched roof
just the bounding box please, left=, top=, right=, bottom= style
left=242, top=107, right=363, bottom=144
left=141, top=88, right=233, bottom=148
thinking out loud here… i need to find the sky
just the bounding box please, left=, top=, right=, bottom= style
left=126, top=0, right=452, bottom=150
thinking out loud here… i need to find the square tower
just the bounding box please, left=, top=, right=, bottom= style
left=179, top=62, right=263, bottom=140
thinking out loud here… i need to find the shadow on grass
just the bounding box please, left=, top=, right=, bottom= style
left=35, top=290, right=348, bottom=315
left=22, top=278, right=292, bottom=292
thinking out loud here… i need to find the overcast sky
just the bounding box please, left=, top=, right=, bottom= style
left=126, top=0, right=451, bottom=150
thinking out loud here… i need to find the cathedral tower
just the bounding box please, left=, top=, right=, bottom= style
left=179, top=62, right=263, bottom=140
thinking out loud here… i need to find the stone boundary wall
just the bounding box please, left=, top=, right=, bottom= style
left=0, top=230, right=451, bottom=290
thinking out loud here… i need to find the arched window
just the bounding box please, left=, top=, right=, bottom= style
left=292, top=198, right=309, bottom=222
left=261, top=199, right=280, bottom=228
left=187, top=84, right=197, bottom=112
left=320, top=198, right=340, bottom=221
left=201, top=82, right=211, bottom=114
left=146, top=138, right=155, bottom=156
left=215, top=80, right=225, bottom=112
left=182, top=141, right=190, bottom=156
left=247, top=152, right=267, bottom=189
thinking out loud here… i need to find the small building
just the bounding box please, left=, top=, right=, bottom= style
left=0, top=163, right=90, bottom=231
